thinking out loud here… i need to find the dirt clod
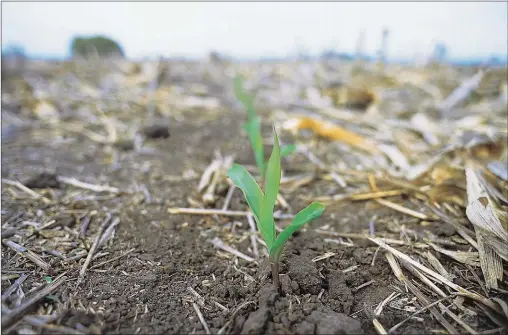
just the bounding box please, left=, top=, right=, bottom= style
left=259, top=285, right=279, bottom=307
left=353, top=248, right=373, bottom=264
left=287, top=255, right=323, bottom=295
left=307, top=308, right=363, bottom=335
left=294, top=320, right=317, bottom=334
left=241, top=306, right=272, bottom=334
left=327, top=270, right=354, bottom=314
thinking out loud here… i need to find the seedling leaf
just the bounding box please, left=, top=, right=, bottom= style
left=234, top=75, right=256, bottom=120
left=269, top=202, right=325, bottom=262
left=280, top=144, right=297, bottom=158
left=227, top=127, right=326, bottom=290
left=259, top=130, right=281, bottom=249
left=259, top=198, right=276, bottom=249
left=227, top=163, right=264, bottom=220
left=234, top=75, right=266, bottom=176
left=244, top=117, right=265, bottom=177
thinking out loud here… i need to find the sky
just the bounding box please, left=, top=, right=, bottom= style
left=2, top=2, right=507, bottom=61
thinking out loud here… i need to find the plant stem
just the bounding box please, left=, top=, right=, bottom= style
left=271, top=262, right=280, bottom=292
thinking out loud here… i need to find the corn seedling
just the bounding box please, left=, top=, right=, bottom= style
left=227, top=128, right=325, bottom=290
left=234, top=75, right=296, bottom=178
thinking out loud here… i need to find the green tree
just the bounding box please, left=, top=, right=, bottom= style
left=70, top=35, right=125, bottom=59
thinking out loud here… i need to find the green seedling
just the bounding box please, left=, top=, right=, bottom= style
left=227, top=129, right=325, bottom=290
left=234, top=75, right=296, bottom=178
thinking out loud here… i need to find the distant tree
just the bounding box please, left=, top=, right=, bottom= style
left=70, top=35, right=125, bottom=59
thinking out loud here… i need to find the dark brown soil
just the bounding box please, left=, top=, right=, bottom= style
left=1, top=108, right=500, bottom=334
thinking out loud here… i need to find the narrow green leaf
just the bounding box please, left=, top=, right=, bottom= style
left=44, top=276, right=53, bottom=283
left=227, top=164, right=264, bottom=220
left=244, top=117, right=265, bottom=177
left=280, top=144, right=297, bottom=157
left=233, top=75, right=243, bottom=92
left=233, top=75, right=246, bottom=102
left=258, top=198, right=276, bottom=249
left=269, top=202, right=325, bottom=262
left=259, top=129, right=281, bottom=249
left=234, top=75, right=265, bottom=176
left=234, top=75, right=256, bottom=120
left=264, top=129, right=281, bottom=201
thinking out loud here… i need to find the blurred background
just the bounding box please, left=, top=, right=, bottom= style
left=1, top=4, right=508, bottom=335
left=2, top=2, right=507, bottom=64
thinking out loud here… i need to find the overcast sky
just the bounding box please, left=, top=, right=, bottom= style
left=2, top=2, right=507, bottom=60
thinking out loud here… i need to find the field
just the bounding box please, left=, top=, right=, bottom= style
left=1, top=57, right=507, bottom=334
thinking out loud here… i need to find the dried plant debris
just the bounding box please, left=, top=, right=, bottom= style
left=198, top=151, right=234, bottom=205
left=465, top=164, right=508, bottom=289
left=1, top=58, right=507, bottom=335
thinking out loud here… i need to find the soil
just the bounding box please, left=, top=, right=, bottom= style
left=1, top=108, right=500, bottom=334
